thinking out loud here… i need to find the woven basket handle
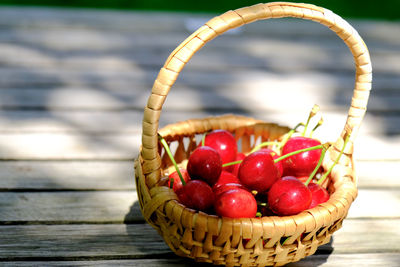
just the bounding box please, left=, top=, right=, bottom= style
left=141, top=2, right=372, bottom=181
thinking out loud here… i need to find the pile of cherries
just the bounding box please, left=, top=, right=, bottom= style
left=161, top=107, right=348, bottom=219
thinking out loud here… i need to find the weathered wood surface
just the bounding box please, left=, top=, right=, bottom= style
left=0, top=219, right=399, bottom=259
left=0, top=6, right=398, bottom=267
left=0, top=160, right=398, bottom=190
left=2, top=255, right=400, bottom=267
left=0, top=188, right=399, bottom=224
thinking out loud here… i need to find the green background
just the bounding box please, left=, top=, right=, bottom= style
left=0, top=0, right=398, bottom=20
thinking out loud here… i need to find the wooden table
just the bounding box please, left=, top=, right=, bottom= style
left=0, top=6, right=399, bottom=266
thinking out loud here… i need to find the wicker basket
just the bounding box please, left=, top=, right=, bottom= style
left=134, top=2, right=372, bottom=266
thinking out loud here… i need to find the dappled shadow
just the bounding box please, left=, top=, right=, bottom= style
left=0, top=6, right=398, bottom=264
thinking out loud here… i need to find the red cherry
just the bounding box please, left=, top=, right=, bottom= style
left=203, top=130, right=237, bottom=172
left=259, top=148, right=283, bottom=178
left=308, top=182, right=330, bottom=208
left=297, top=176, right=309, bottom=184
left=238, top=150, right=279, bottom=192
left=187, top=146, right=222, bottom=185
left=231, top=152, right=245, bottom=177
left=281, top=136, right=322, bottom=177
left=268, top=176, right=312, bottom=215
left=167, top=169, right=190, bottom=192
left=213, top=182, right=247, bottom=197
left=212, top=171, right=240, bottom=190
left=176, top=180, right=215, bottom=212
left=214, top=188, right=257, bottom=218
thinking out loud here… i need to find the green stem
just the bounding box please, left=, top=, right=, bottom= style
left=158, top=134, right=186, bottom=186
left=279, top=122, right=304, bottom=149
left=302, top=104, right=320, bottom=136
left=169, top=178, right=174, bottom=189
left=201, top=132, right=207, bottom=146
left=317, top=135, right=351, bottom=186
left=310, top=117, right=324, bottom=138
left=250, top=141, right=279, bottom=154
left=222, top=159, right=242, bottom=168
left=304, top=145, right=327, bottom=186
left=274, top=144, right=324, bottom=164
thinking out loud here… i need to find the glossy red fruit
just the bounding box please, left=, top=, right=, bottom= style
left=231, top=152, right=245, bottom=177
left=214, top=188, right=257, bottom=218
left=187, top=146, right=222, bottom=185
left=268, top=176, right=312, bottom=215
left=238, top=150, right=279, bottom=192
left=281, top=136, right=322, bottom=177
left=308, top=182, right=330, bottom=208
left=259, top=148, right=283, bottom=178
left=213, top=182, right=247, bottom=197
left=212, top=171, right=240, bottom=190
left=297, top=176, right=309, bottom=184
left=167, top=169, right=190, bottom=192
left=203, top=130, right=237, bottom=172
left=176, top=180, right=215, bottom=212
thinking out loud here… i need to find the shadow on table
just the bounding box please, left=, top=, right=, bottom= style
left=286, top=239, right=333, bottom=267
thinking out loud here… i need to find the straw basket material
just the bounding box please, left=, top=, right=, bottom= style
left=134, top=2, right=371, bottom=266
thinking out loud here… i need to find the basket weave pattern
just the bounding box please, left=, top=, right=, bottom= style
left=135, top=2, right=372, bottom=266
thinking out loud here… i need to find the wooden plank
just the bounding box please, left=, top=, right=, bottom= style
left=0, top=159, right=396, bottom=191
left=3, top=254, right=400, bottom=267
left=0, top=189, right=398, bottom=223
left=0, top=82, right=397, bottom=112
left=356, top=161, right=400, bottom=188
left=0, top=23, right=397, bottom=54
left=0, top=7, right=399, bottom=46
left=0, top=133, right=141, bottom=160
left=2, top=254, right=400, bottom=267
left=0, top=65, right=397, bottom=92
left=0, top=191, right=141, bottom=223
left=0, top=223, right=169, bottom=259
left=0, top=132, right=396, bottom=160
left=0, top=7, right=192, bottom=33
left=0, top=110, right=145, bottom=134
left=0, top=161, right=135, bottom=190
left=287, top=253, right=400, bottom=267
left=0, top=35, right=397, bottom=74
left=0, top=110, right=398, bottom=136
left=0, top=219, right=398, bottom=259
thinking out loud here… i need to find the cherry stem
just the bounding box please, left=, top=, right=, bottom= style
left=302, top=104, right=320, bottom=136
left=169, top=178, right=174, bottom=189
left=310, top=117, right=324, bottom=138
left=222, top=160, right=242, bottom=168
left=317, top=134, right=351, bottom=186
left=279, top=123, right=304, bottom=149
left=274, top=144, right=323, bottom=164
left=158, top=134, right=186, bottom=186
left=256, top=212, right=262, bottom=218
left=250, top=141, right=279, bottom=154
left=222, top=144, right=324, bottom=168
left=201, top=132, right=207, bottom=147
left=304, top=144, right=328, bottom=186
